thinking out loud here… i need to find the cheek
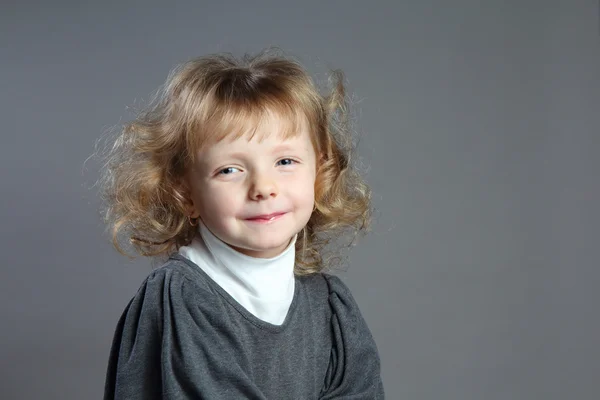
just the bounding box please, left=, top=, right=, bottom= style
left=288, top=172, right=316, bottom=207
left=197, top=186, right=240, bottom=216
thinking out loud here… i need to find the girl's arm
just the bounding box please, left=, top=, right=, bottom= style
left=103, top=281, right=164, bottom=400
left=319, top=274, right=385, bottom=399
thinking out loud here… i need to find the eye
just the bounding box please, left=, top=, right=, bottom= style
left=218, top=167, right=240, bottom=175
left=276, top=158, right=297, bottom=166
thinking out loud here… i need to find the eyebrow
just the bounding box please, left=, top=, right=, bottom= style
left=270, top=144, right=299, bottom=154
left=217, top=144, right=301, bottom=160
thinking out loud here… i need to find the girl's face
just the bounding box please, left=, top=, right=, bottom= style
left=184, top=116, right=318, bottom=258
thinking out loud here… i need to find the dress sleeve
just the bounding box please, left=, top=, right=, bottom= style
left=103, top=269, right=166, bottom=400
left=103, top=266, right=266, bottom=400
left=319, top=274, right=385, bottom=399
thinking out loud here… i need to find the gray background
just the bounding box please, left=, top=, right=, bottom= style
left=1, top=1, right=598, bottom=399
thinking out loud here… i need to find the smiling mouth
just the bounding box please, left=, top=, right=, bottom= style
left=245, top=213, right=287, bottom=223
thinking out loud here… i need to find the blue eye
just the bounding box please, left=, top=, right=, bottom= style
left=218, top=167, right=239, bottom=175
left=277, top=158, right=296, bottom=166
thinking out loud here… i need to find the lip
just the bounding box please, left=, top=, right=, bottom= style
left=245, top=212, right=287, bottom=223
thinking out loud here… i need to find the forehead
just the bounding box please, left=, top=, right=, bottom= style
left=201, top=118, right=313, bottom=156
left=200, top=109, right=313, bottom=150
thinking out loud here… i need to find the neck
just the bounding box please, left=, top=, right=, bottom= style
left=178, top=220, right=297, bottom=324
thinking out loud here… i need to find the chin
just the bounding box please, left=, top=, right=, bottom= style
left=236, top=236, right=293, bottom=256
left=248, top=239, right=291, bottom=252
left=232, top=244, right=287, bottom=258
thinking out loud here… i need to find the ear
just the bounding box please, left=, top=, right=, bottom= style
left=315, top=152, right=325, bottom=172
left=176, top=175, right=199, bottom=218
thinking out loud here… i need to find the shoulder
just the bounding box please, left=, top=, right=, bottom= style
left=300, top=272, right=364, bottom=322
left=321, top=273, right=359, bottom=309
left=293, top=272, right=354, bottom=308
left=297, top=271, right=350, bottom=294
left=296, top=271, right=358, bottom=300
left=320, top=272, right=350, bottom=293
left=140, top=254, right=215, bottom=295
left=108, top=255, right=228, bottom=355
left=119, top=255, right=218, bottom=323
left=319, top=272, right=373, bottom=333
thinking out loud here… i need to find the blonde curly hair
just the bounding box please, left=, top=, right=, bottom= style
left=95, top=49, right=371, bottom=276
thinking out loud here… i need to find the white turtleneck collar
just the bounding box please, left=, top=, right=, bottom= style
left=178, top=220, right=297, bottom=325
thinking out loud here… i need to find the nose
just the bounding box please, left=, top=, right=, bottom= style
left=249, top=171, right=278, bottom=200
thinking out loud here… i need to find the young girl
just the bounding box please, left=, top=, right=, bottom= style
left=100, top=49, right=384, bottom=399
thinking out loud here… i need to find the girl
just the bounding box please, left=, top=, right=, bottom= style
left=100, top=49, right=384, bottom=399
